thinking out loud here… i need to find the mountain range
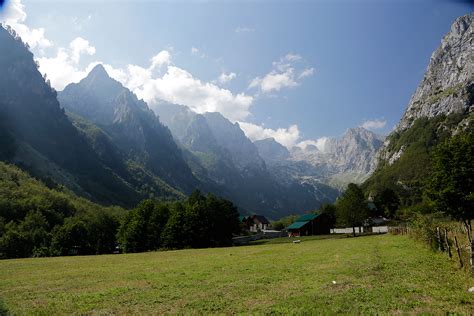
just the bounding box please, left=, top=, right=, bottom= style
left=1, top=13, right=471, bottom=218
left=0, top=23, right=387, bottom=218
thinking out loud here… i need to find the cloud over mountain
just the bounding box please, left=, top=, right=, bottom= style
left=249, top=53, right=314, bottom=93
left=36, top=37, right=97, bottom=90
left=0, top=0, right=51, bottom=49
left=360, top=119, right=387, bottom=130
left=238, top=122, right=301, bottom=148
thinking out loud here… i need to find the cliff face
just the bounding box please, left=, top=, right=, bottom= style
left=398, top=14, right=473, bottom=131
left=380, top=14, right=474, bottom=164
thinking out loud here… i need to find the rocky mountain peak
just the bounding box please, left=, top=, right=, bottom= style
left=88, top=64, right=109, bottom=80
left=59, top=66, right=148, bottom=126
left=254, top=137, right=290, bottom=163
left=397, top=13, right=473, bottom=132
left=377, top=14, right=473, bottom=166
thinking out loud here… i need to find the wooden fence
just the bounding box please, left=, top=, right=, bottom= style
left=390, top=224, right=473, bottom=274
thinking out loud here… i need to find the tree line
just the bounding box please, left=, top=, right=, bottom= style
left=0, top=162, right=241, bottom=259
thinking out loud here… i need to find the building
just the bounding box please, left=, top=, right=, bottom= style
left=249, top=215, right=271, bottom=232
left=287, top=213, right=331, bottom=237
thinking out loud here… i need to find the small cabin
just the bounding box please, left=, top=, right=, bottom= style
left=287, top=213, right=331, bottom=237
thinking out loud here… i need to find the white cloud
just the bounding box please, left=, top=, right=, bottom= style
left=360, top=119, right=387, bottom=130
left=238, top=122, right=301, bottom=149
left=0, top=0, right=52, bottom=49
left=239, top=121, right=331, bottom=151
left=217, top=71, right=236, bottom=84
left=296, top=137, right=329, bottom=152
left=69, top=37, right=95, bottom=63
left=298, top=67, right=314, bottom=79
left=133, top=65, right=253, bottom=122
left=249, top=53, right=313, bottom=94
left=284, top=53, right=302, bottom=62
left=250, top=68, right=298, bottom=93
left=150, top=50, right=171, bottom=69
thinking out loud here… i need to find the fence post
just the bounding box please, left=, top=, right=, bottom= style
left=444, top=228, right=452, bottom=259
left=471, top=237, right=474, bottom=275
left=454, top=236, right=463, bottom=268
left=436, top=227, right=442, bottom=252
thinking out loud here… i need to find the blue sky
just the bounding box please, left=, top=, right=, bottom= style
left=1, top=0, right=473, bottom=148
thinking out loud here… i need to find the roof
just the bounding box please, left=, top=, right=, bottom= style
left=295, top=213, right=319, bottom=222
left=252, top=215, right=270, bottom=224
left=287, top=220, right=310, bottom=230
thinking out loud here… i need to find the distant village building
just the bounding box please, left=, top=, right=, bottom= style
left=239, top=215, right=272, bottom=233
left=287, top=213, right=331, bottom=237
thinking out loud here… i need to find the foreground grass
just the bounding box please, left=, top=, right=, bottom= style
left=0, top=235, right=473, bottom=314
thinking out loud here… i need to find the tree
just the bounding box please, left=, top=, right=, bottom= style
left=87, top=210, right=121, bottom=254
left=272, top=215, right=298, bottom=231
left=336, top=183, right=369, bottom=236
left=0, top=211, right=50, bottom=258
left=0, top=222, right=30, bottom=258
left=117, top=200, right=152, bottom=253
left=160, top=202, right=187, bottom=249
left=50, top=217, right=92, bottom=256
left=426, top=132, right=474, bottom=240
left=374, top=188, right=400, bottom=218
left=319, top=204, right=337, bottom=228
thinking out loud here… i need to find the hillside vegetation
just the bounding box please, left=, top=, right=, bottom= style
left=0, top=161, right=242, bottom=259
left=0, top=161, right=126, bottom=258
left=0, top=235, right=472, bottom=314
left=363, top=113, right=473, bottom=208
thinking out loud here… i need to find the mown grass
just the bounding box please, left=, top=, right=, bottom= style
left=0, top=234, right=472, bottom=314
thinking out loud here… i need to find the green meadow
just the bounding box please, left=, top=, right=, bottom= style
left=0, top=234, right=472, bottom=314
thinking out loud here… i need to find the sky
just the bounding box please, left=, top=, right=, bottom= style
left=0, top=0, right=472, bottom=150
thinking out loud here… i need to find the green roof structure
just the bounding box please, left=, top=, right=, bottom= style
left=295, top=213, right=319, bottom=222
left=287, top=213, right=321, bottom=231
left=287, top=221, right=309, bottom=230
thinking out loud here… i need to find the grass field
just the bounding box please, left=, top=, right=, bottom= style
left=0, top=234, right=473, bottom=314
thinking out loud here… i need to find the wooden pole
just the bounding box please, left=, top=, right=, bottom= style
left=436, top=227, right=442, bottom=252
left=464, top=220, right=472, bottom=244
left=444, top=228, right=452, bottom=259
left=454, top=236, right=463, bottom=268
left=471, top=237, right=474, bottom=275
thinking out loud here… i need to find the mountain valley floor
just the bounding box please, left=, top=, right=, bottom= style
left=0, top=234, right=472, bottom=314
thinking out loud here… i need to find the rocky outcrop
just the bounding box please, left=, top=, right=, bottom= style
left=289, top=127, right=384, bottom=176
left=399, top=14, right=473, bottom=131
left=380, top=13, right=473, bottom=164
